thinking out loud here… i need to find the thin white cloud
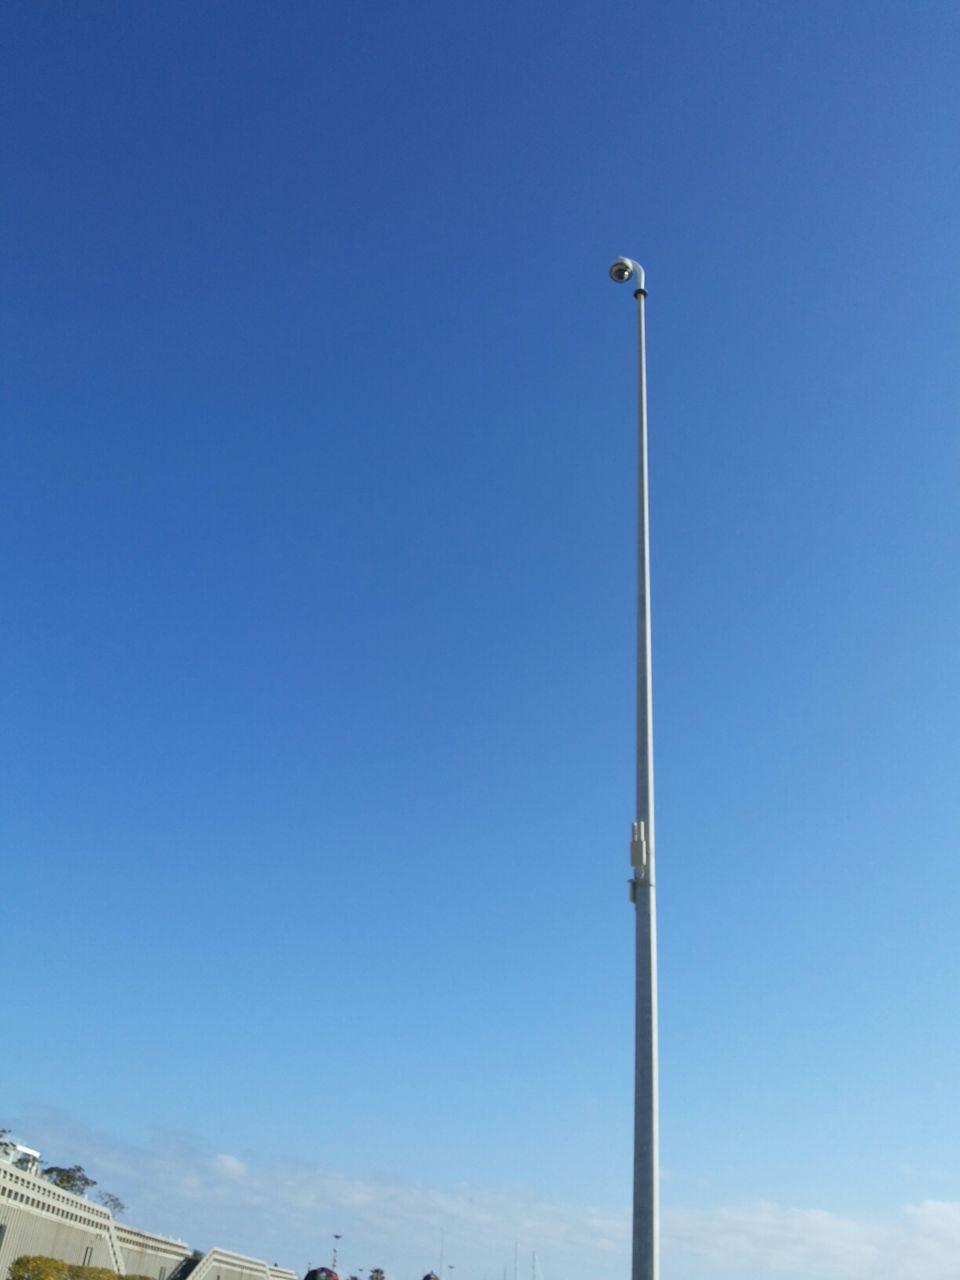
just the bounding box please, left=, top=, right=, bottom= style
left=666, top=1199, right=960, bottom=1280
left=212, top=1155, right=248, bottom=1181
left=11, top=1107, right=960, bottom=1280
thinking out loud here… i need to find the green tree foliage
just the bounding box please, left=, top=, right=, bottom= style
left=0, top=1129, right=15, bottom=1158
left=94, top=1192, right=125, bottom=1218
left=369, top=1268, right=386, bottom=1280
left=8, top=1258, right=156, bottom=1280
left=40, top=1167, right=97, bottom=1196
left=8, top=1257, right=70, bottom=1280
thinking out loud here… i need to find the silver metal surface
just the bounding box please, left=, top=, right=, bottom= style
left=610, top=257, right=659, bottom=1280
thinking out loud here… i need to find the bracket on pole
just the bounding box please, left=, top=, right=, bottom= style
left=631, top=820, right=649, bottom=873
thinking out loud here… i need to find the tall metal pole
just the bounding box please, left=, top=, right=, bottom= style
left=609, top=256, right=659, bottom=1280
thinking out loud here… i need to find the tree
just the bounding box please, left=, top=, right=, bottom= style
left=96, top=1191, right=126, bottom=1217
left=369, top=1269, right=386, bottom=1280
left=14, top=1154, right=35, bottom=1170
left=0, top=1128, right=15, bottom=1158
left=41, top=1165, right=97, bottom=1196
left=8, top=1257, right=70, bottom=1280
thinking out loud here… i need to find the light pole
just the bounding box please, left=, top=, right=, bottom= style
left=609, top=256, right=659, bottom=1280
left=332, top=1236, right=341, bottom=1270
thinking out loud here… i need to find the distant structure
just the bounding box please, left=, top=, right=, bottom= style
left=0, top=1146, right=296, bottom=1280
left=4, top=1145, right=40, bottom=1175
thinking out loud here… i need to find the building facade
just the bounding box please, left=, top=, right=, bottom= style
left=0, top=1159, right=295, bottom=1280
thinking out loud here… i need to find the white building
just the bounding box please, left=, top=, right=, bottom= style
left=3, top=1147, right=41, bottom=1175
left=0, top=1156, right=296, bottom=1280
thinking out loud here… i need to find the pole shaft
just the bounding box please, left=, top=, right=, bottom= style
left=632, top=285, right=659, bottom=1280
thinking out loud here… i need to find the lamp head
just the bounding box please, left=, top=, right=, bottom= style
left=609, top=256, right=646, bottom=293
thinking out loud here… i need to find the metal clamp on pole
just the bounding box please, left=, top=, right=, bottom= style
left=631, top=820, right=649, bottom=873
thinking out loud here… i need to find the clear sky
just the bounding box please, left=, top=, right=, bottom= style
left=2, top=3, right=959, bottom=1279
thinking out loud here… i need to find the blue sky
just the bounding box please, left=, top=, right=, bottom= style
left=2, top=2, right=959, bottom=1278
